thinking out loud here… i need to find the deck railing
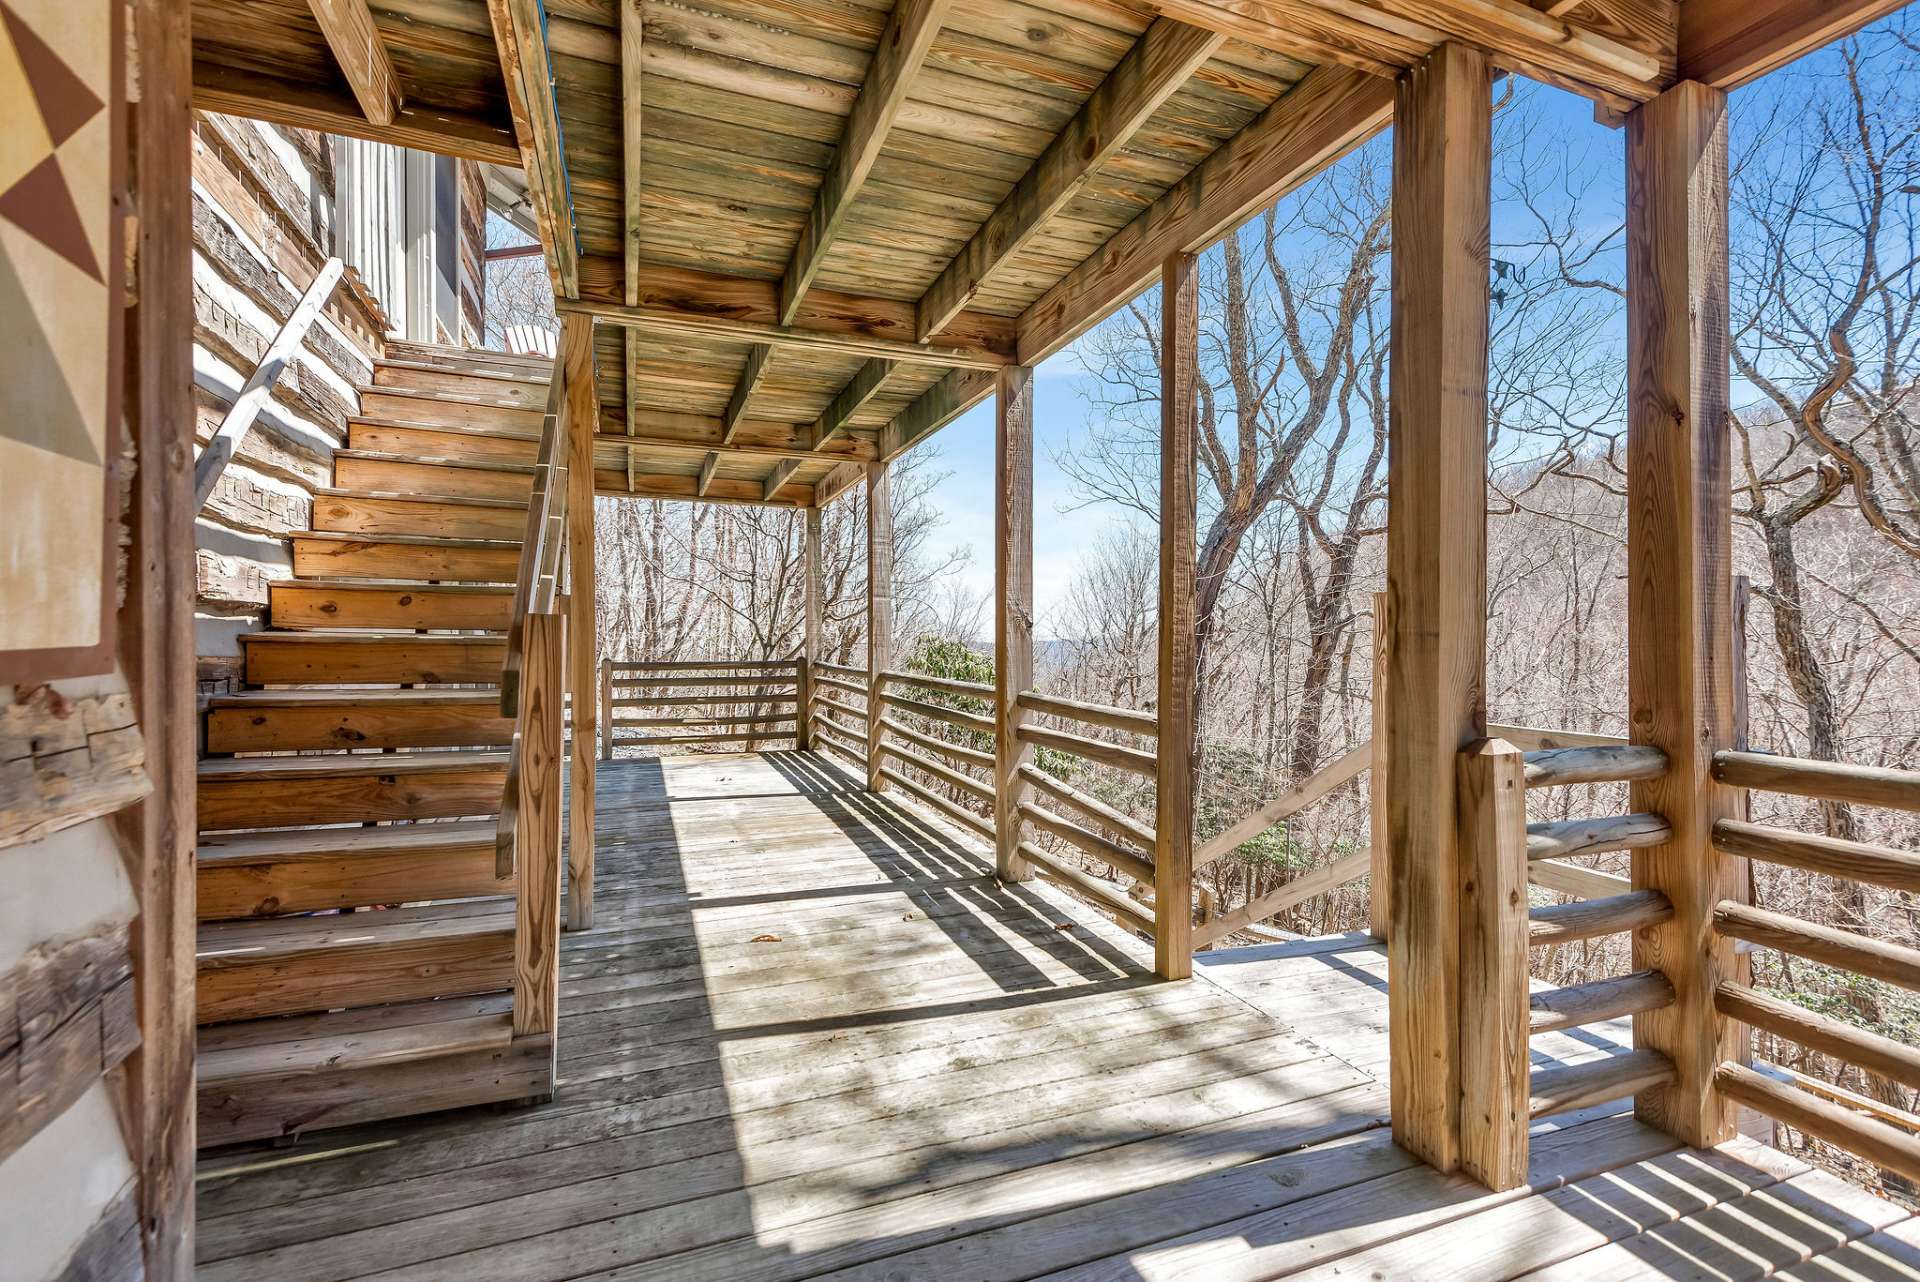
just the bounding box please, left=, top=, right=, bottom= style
left=1705, top=750, right=1920, bottom=1184
left=602, top=659, right=801, bottom=754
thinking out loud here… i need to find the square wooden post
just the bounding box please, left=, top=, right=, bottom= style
left=866, top=461, right=893, bottom=791
left=995, top=364, right=1036, bottom=883
left=1625, top=79, right=1746, bottom=1149
left=564, top=316, right=597, bottom=931
left=1370, top=592, right=1390, bottom=942
left=1457, top=737, right=1531, bottom=1190
left=798, top=506, right=821, bottom=751
left=1155, top=251, right=1199, bottom=981
left=1384, top=41, right=1491, bottom=1176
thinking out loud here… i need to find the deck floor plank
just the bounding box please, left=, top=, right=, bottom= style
left=195, top=751, right=1916, bottom=1282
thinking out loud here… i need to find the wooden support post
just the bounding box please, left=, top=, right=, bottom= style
left=116, top=2, right=197, bottom=1272
left=514, top=610, right=565, bottom=1047
left=866, top=462, right=893, bottom=791
left=1457, top=738, right=1531, bottom=1190
left=1625, top=79, right=1745, bottom=1149
left=564, top=321, right=597, bottom=932
left=1155, top=252, right=1199, bottom=980
left=1384, top=41, right=1491, bottom=1176
left=799, top=506, right=822, bottom=752
left=995, top=365, right=1036, bottom=883
left=1370, top=591, right=1390, bottom=941
left=599, top=657, right=613, bottom=761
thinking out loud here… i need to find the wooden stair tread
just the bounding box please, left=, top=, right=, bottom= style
left=197, top=992, right=512, bottom=1053
left=293, top=530, right=521, bottom=549
left=242, top=629, right=508, bottom=644
left=358, top=384, right=547, bottom=410
left=273, top=581, right=512, bottom=596
left=208, top=689, right=502, bottom=708
left=333, top=448, right=539, bottom=476
left=347, top=414, right=540, bottom=442
left=313, top=487, right=528, bottom=510
left=197, top=749, right=510, bottom=782
left=197, top=820, right=497, bottom=865
left=198, top=899, right=515, bottom=962
left=199, top=1008, right=515, bottom=1084
left=373, top=358, right=547, bottom=386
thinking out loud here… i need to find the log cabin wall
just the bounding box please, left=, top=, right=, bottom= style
left=190, top=112, right=391, bottom=687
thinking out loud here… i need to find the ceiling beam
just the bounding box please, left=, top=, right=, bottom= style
left=191, top=65, right=518, bottom=165
left=619, top=0, right=643, bottom=305
left=722, top=344, right=775, bottom=446
left=306, top=0, right=401, bottom=126
left=1148, top=0, right=1665, bottom=107
left=778, top=0, right=952, bottom=326
left=592, top=415, right=875, bottom=462
left=567, top=259, right=1015, bottom=370
left=763, top=459, right=803, bottom=502
left=1676, top=0, right=1906, bottom=88
left=697, top=453, right=719, bottom=497
left=595, top=468, right=813, bottom=508
left=487, top=0, right=581, bottom=298
left=815, top=462, right=866, bottom=508
left=812, top=359, right=897, bottom=449
left=915, top=18, right=1227, bottom=343
left=1019, top=66, right=1395, bottom=366
left=880, top=368, right=995, bottom=460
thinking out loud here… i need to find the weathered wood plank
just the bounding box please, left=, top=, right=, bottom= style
left=996, top=364, right=1036, bottom=884
left=1156, top=250, right=1198, bottom=980
left=306, top=0, right=400, bottom=125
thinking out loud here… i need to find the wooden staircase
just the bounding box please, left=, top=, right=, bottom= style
left=195, top=340, right=561, bottom=1148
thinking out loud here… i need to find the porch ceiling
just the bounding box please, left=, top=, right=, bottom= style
left=189, top=0, right=1905, bottom=507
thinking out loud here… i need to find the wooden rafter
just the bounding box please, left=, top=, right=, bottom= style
left=1676, top=0, right=1907, bottom=88
left=566, top=261, right=1014, bottom=370
left=815, top=462, right=865, bottom=508
left=722, top=344, right=775, bottom=446
left=306, top=0, right=401, bottom=126
left=619, top=0, right=643, bottom=305
left=778, top=0, right=952, bottom=326
left=881, top=369, right=994, bottom=460
left=696, top=452, right=719, bottom=497
left=191, top=65, right=518, bottom=165
left=811, top=359, right=896, bottom=449
left=763, top=459, right=803, bottom=502
left=914, top=18, right=1228, bottom=342
left=488, top=0, right=580, bottom=298
left=1148, top=0, right=1667, bottom=108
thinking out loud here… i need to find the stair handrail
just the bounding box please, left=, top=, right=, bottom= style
left=499, top=345, right=573, bottom=713
left=193, top=256, right=347, bottom=508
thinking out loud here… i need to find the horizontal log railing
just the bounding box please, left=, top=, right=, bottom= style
left=603, top=658, right=801, bottom=753
left=1703, top=749, right=1920, bottom=1185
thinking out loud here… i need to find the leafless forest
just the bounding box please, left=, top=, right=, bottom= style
left=493, top=18, right=1920, bottom=1188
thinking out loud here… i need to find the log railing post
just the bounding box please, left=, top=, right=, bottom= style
left=599, top=657, right=612, bottom=761
left=995, top=364, right=1036, bottom=883
left=1384, top=41, right=1492, bottom=1176
left=866, top=462, right=893, bottom=792
left=799, top=506, right=821, bottom=752
left=1457, top=737, right=1530, bottom=1190
left=513, top=609, right=566, bottom=1056
left=1370, top=591, right=1390, bottom=942
left=1155, top=251, right=1199, bottom=981
left=1625, top=78, right=1745, bottom=1149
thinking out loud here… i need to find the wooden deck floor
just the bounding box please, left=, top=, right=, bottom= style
left=195, top=752, right=1920, bottom=1281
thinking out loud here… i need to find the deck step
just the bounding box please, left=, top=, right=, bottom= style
left=196, top=996, right=546, bottom=1147
left=371, top=360, right=549, bottom=405
left=290, top=531, right=521, bottom=584
left=270, top=580, right=512, bottom=631
left=197, top=749, right=508, bottom=830
left=347, top=418, right=540, bottom=465
left=357, top=386, right=544, bottom=432
left=197, top=900, right=516, bottom=1024
left=312, top=488, right=528, bottom=541
left=243, top=630, right=508, bottom=685
left=198, top=820, right=509, bottom=920
left=381, top=340, right=552, bottom=378
left=205, top=688, right=511, bottom=753
left=332, top=451, right=537, bottom=503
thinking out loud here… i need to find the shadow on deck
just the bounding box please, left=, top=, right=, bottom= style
left=191, top=752, right=1919, bottom=1282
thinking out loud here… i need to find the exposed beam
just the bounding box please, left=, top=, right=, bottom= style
left=880, top=368, right=995, bottom=459
left=722, top=344, right=775, bottom=445
left=1019, top=66, right=1394, bottom=365
left=915, top=18, right=1228, bottom=342
left=1148, top=0, right=1664, bottom=106
left=191, top=65, right=518, bottom=165
left=567, top=260, right=1014, bottom=370
left=779, top=0, right=952, bottom=325
left=696, top=452, right=719, bottom=497
left=763, top=458, right=803, bottom=502
left=623, top=329, right=641, bottom=447
left=595, top=467, right=813, bottom=508
left=812, top=359, right=896, bottom=449
left=815, top=462, right=865, bottom=508
left=619, top=0, right=643, bottom=305
left=306, top=0, right=401, bottom=127
left=487, top=0, right=580, bottom=297
left=1676, top=0, right=1906, bottom=88
left=593, top=422, right=874, bottom=464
